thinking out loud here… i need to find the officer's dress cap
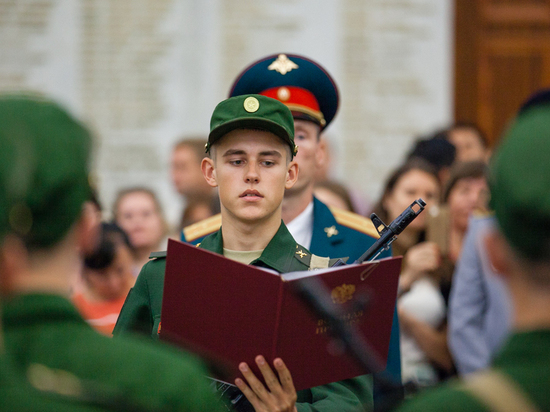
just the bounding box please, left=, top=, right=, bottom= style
left=207, top=94, right=297, bottom=158
left=229, top=53, right=339, bottom=129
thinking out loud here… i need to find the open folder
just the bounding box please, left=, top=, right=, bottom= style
left=160, top=239, right=401, bottom=392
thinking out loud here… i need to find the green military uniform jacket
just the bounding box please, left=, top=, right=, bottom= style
left=115, top=222, right=374, bottom=412
left=0, top=352, right=113, bottom=412
left=2, top=293, right=224, bottom=412
left=395, top=330, right=550, bottom=412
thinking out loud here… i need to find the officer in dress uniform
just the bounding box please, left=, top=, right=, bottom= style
left=181, top=54, right=402, bottom=401
left=0, top=94, right=224, bottom=412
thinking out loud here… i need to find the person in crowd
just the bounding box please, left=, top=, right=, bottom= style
left=313, top=180, right=356, bottom=212
left=70, top=188, right=103, bottom=296
left=437, top=161, right=490, bottom=301
left=0, top=94, right=224, bottom=411
left=72, top=222, right=136, bottom=336
left=113, top=187, right=168, bottom=274
left=396, top=89, right=550, bottom=412
left=448, top=215, right=512, bottom=376
left=180, top=55, right=402, bottom=402
left=406, top=133, right=456, bottom=186
left=399, top=161, right=489, bottom=392
left=170, top=137, right=217, bottom=200
left=446, top=122, right=490, bottom=164
left=372, top=158, right=444, bottom=391
left=177, top=194, right=218, bottom=233
left=115, top=94, right=376, bottom=412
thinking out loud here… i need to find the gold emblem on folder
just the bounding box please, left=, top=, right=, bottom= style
left=331, top=284, right=356, bottom=304
left=268, top=54, right=299, bottom=75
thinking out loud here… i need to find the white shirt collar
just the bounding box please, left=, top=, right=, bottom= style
left=285, top=201, right=314, bottom=249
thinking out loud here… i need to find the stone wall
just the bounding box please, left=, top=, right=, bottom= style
left=0, top=0, right=452, bottom=226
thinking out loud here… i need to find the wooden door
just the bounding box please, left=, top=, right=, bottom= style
left=455, top=0, right=550, bottom=146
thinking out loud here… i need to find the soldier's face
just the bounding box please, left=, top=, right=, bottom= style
left=286, top=119, right=323, bottom=195
left=202, top=129, right=298, bottom=224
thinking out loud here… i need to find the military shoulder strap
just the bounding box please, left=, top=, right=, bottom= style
left=328, top=206, right=379, bottom=239
left=183, top=214, right=221, bottom=242
left=149, top=251, right=167, bottom=259
left=460, top=370, right=540, bottom=412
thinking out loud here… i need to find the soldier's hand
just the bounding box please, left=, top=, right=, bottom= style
left=235, top=355, right=297, bottom=412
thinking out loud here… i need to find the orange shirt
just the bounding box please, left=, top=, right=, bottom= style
left=72, top=293, right=127, bottom=336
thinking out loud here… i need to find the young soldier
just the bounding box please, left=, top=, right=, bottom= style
left=182, top=53, right=402, bottom=400
left=0, top=94, right=223, bottom=412
left=396, top=90, right=550, bottom=411
left=115, top=94, right=374, bottom=411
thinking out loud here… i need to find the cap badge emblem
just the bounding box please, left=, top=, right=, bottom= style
left=268, top=54, right=299, bottom=75
left=243, top=96, right=260, bottom=113
left=277, top=87, right=291, bottom=101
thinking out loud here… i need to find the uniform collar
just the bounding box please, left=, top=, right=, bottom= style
left=199, top=221, right=307, bottom=273
left=285, top=200, right=314, bottom=249
left=2, top=293, right=87, bottom=328
left=311, top=197, right=344, bottom=246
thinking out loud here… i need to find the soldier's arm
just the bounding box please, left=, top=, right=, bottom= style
left=113, top=258, right=166, bottom=338
left=296, top=375, right=373, bottom=412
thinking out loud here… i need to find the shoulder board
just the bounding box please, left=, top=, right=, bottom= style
left=328, top=207, right=379, bottom=239
left=183, top=213, right=222, bottom=242
left=149, top=251, right=167, bottom=259
left=472, top=209, right=494, bottom=219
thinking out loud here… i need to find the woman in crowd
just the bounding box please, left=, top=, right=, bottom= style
left=379, top=160, right=489, bottom=393
left=113, top=187, right=168, bottom=274
left=434, top=161, right=489, bottom=302
left=373, top=158, right=445, bottom=392
left=72, top=222, right=136, bottom=336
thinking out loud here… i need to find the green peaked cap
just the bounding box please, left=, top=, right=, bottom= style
left=490, top=96, right=550, bottom=260
left=207, top=94, right=297, bottom=159
left=0, top=94, right=92, bottom=248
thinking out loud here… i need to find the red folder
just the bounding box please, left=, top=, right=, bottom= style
left=160, top=239, right=401, bottom=391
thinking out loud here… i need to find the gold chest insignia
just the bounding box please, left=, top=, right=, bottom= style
left=331, top=284, right=356, bottom=304
left=296, top=249, right=308, bottom=258
left=324, top=225, right=339, bottom=238
left=268, top=54, right=299, bottom=75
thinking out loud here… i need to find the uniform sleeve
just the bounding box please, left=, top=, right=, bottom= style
left=448, top=220, right=491, bottom=375
left=113, top=259, right=163, bottom=338
left=296, top=375, right=373, bottom=412
left=393, top=384, right=490, bottom=412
